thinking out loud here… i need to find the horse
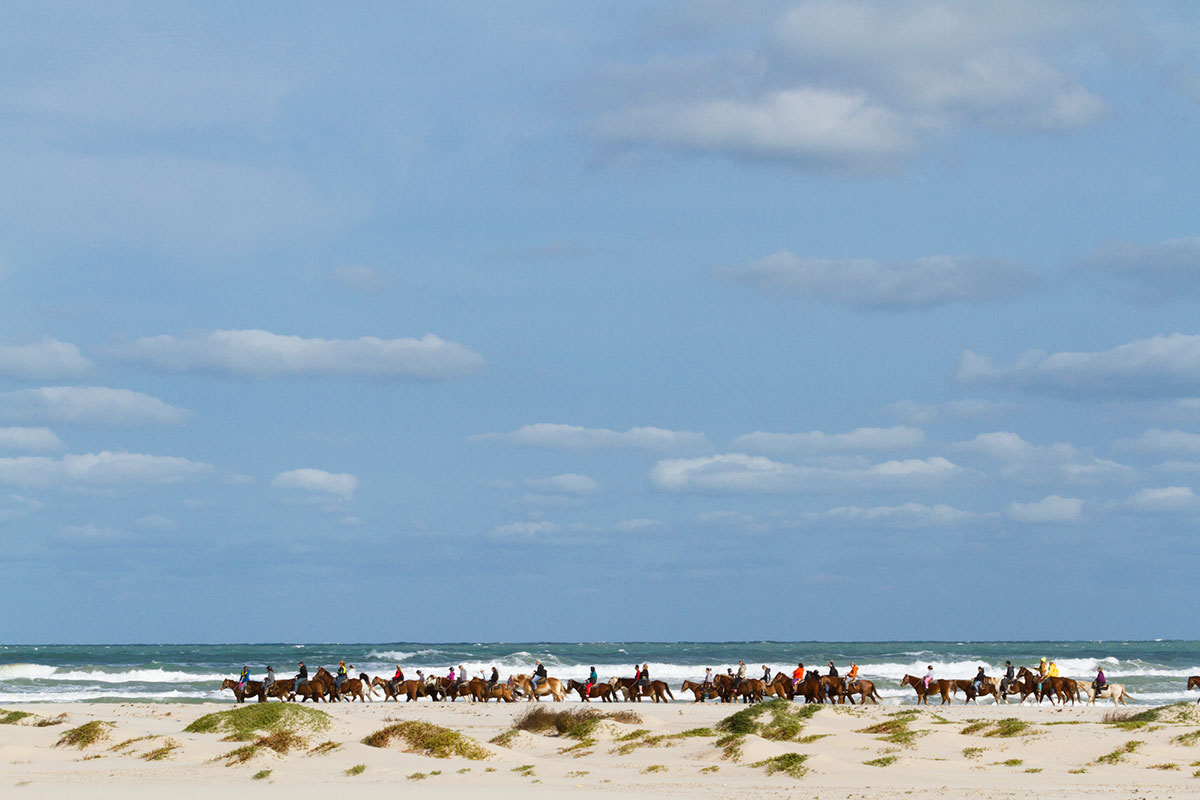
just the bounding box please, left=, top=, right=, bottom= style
left=900, top=674, right=952, bottom=705
left=1083, top=682, right=1130, bottom=706
left=763, top=673, right=794, bottom=701
left=512, top=674, right=566, bottom=702
left=1015, top=667, right=1076, bottom=705
left=464, top=677, right=516, bottom=702
left=611, top=677, right=673, bottom=703
left=371, top=676, right=404, bottom=701
left=221, top=678, right=266, bottom=703
left=734, top=678, right=765, bottom=704
left=330, top=673, right=373, bottom=703
left=843, top=679, right=882, bottom=704
left=1189, top=676, right=1200, bottom=702
left=952, top=678, right=999, bottom=704
left=681, top=680, right=721, bottom=702
left=266, top=678, right=294, bottom=701
left=820, top=675, right=847, bottom=704
left=796, top=673, right=827, bottom=704
left=567, top=679, right=616, bottom=703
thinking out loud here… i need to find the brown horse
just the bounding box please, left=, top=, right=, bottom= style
left=1190, top=676, right=1200, bottom=702
left=463, top=677, right=516, bottom=702
left=1016, top=667, right=1076, bottom=705
left=680, top=680, right=721, bottom=702
left=796, top=673, right=826, bottom=703
left=611, top=677, right=674, bottom=703
left=512, top=674, right=566, bottom=702
left=763, top=674, right=795, bottom=700
left=370, top=676, right=404, bottom=701
left=843, top=679, right=882, bottom=704
left=734, top=678, right=765, bottom=704
left=221, top=678, right=266, bottom=703
left=952, top=678, right=999, bottom=704
left=820, top=676, right=846, bottom=704
left=900, top=674, right=952, bottom=704
left=330, top=673, right=373, bottom=703
left=567, top=679, right=616, bottom=703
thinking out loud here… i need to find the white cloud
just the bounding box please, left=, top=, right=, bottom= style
left=811, top=502, right=976, bottom=528
left=732, top=425, right=923, bottom=454
left=1006, top=494, right=1083, bottom=523
left=727, top=252, right=1037, bottom=309
left=491, top=520, right=561, bottom=539
left=0, top=493, right=42, bottom=522
left=0, top=338, right=92, bottom=380
left=0, top=426, right=63, bottom=452
left=955, top=431, right=1133, bottom=484
left=956, top=334, right=1200, bottom=397
left=0, top=386, right=189, bottom=426
left=1125, top=486, right=1196, bottom=513
left=113, top=329, right=484, bottom=380
left=1115, top=428, right=1200, bottom=455
left=0, top=451, right=213, bottom=490
left=272, top=468, right=358, bottom=500
left=471, top=423, right=708, bottom=452
left=524, top=473, right=601, bottom=495
left=650, top=452, right=959, bottom=493
left=329, top=265, right=389, bottom=293
left=1074, top=237, right=1200, bottom=301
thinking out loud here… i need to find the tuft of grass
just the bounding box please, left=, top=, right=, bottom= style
left=362, top=721, right=489, bottom=760
left=141, top=739, right=181, bottom=761
left=108, top=735, right=158, bottom=753
left=35, top=713, right=68, bottom=727
left=864, top=755, right=898, bottom=767
left=1069, top=767, right=1088, bottom=774
left=715, top=733, right=744, bottom=762
left=56, top=720, right=112, bottom=749
left=963, top=747, right=985, bottom=759
left=255, top=729, right=307, bottom=754
left=962, top=718, right=1034, bottom=738
left=1149, top=762, right=1180, bottom=770
left=642, top=764, right=667, bottom=774
left=406, top=772, right=426, bottom=780
left=559, top=737, right=595, bottom=755
left=252, top=769, right=271, bottom=780
left=345, top=764, right=366, bottom=776
left=960, top=721, right=989, bottom=735
left=489, top=729, right=519, bottom=747
left=797, top=733, right=829, bottom=744
left=716, top=699, right=814, bottom=742
left=511, top=706, right=639, bottom=739
left=1095, top=740, right=1144, bottom=765
left=673, top=727, right=715, bottom=738
left=186, top=704, right=329, bottom=741
left=1172, top=729, right=1200, bottom=746
left=218, top=744, right=259, bottom=766
left=0, top=709, right=34, bottom=725
left=750, top=752, right=809, bottom=779
left=616, top=728, right=651, bottom=741
left=565, top=770, right=587, bottom=777
left=1025, top=767, right=1043, bottom=773
left=700, top=765, right=719, bottom=774
left=998, top=758, right=1023, bottom=767
left=309, top=740, right=341, bottom=755
left=512, top=764, right=535, bottom=777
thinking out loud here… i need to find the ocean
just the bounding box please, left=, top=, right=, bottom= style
left=1, top=641, right=1197, bottom=705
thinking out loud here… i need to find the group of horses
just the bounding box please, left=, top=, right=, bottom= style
left=219, top=667, right=1200, bottom=707
left=900, top=666, right=1138, bottom=706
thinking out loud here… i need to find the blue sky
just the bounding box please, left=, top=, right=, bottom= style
left=2, top=1, right=1200, bottom=643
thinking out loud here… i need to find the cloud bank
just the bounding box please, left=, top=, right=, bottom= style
left=472, top=423, right=708, bottom=452
left=0, top=387, right=189, bottom=426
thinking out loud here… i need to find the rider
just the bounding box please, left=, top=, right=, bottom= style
left=1047, top=660, right=1060, bottom=678
left=1093, top=667, right=1107, bottom=694
left=761, top=665, right=772, bottom=683
left=924, top=664, right=935, bottom=689
left=487, top=666, right=500, bottom=692
left=390, top=664, right=404, bottom=695
left=296, top=661, right=309, bottom=693
left=447, top=665, right=456, bottom=685
left=634, top=663, right=650, bottom=694
left=973, top=666, right=987, bottom=690
left=846, top=663, right=860, bottom=683
left=792, top=662, right=805, bottom=689
left=238, top=665, right=250, bottom=691
left=531, top=660, right=548, bottom=694
left=264, top=665, right=275, bottom=694
left=456, top=665, right=468, bottom=689
left=734, top=660, right=746, bottom=691
left=1000, top=661, right=1014, bottom=694
left=703, top=667, right=714, bottom=693
left=827, top=661, right=839, bottom=678
left=335, top=661, right=348, bottom=694
left=584, top=666, right=598, bottom=699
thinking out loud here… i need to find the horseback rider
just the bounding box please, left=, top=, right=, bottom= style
left=923, top=665, right=934, bottom=689
left=703, top=667, right=714, bottom=693
left=1093, top=667, right=1107, bottom=694
left=633, top=663, right=650, bottom=694
left=792, top=663, right=805, bottom=690
left=846, top=663, right=859, bottom=683
left=1000, top=661, right=1014, bottom=694
left=264, top=666, right=275, bottom=694
left=761, top=665, right=772, bottom=683
left=456, top=665, right=467, bottom=689
left=531, top=660, right=548, bottom=694
left=487, top=666, right=499, bottom=692
left=296, top=661, right=309, bottom=694
left=584, top=666, right=598, bottom=699
left=972, top=666, right=987, bottom=690
left=390, top=664, right=404, bottom=695
left=238, top=665, right=250, bottom=691
left=734, top=660, right=746, bottom=691
left=335, top=660, right=348, bottom=694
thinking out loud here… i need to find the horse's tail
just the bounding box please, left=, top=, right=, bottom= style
left=361, top=673, right=377, bottom=699
left=664, top=683, right=675, bottom=701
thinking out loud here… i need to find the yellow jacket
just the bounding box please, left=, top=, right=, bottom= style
left=1047, top=663, right=1059, bottom=677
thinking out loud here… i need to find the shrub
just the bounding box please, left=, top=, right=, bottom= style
left=56, top=721, right=112, bottom=749
left=362, top=721, right=489, bottom=760
left=185, top=704, right=329, bottom=741
left=252, top=770, right=271, bottom=780
left=750, top=752, right=809, bottom=778
left=864, top=755, right=897, bottom=767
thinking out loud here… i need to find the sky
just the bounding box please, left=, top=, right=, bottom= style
left=2, top=1, right=1200, bottom=643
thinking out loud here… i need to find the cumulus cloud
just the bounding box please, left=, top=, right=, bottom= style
left=727, top=252, right=1037, bottom=309
left=0, top=426, right=63, bottom=452
left=471, top=423, right=708, bottom=452
left=595, top=1, right=1107, bottom=170
left=1125, top=486, right=1196, bottom=513
left=1074, top=237, right=1200, bottom=301
left=272, top=468, right=358, bottom=500
left=0, top=451, right=213, bottom=490
left=0, top=386, right=189, bottom=426
left=112, top=329, right=484, bottom=380
left=731, top=425, right=923, bottom=454
left=649, top=452, right=959, bottom=493
left=1006, top=494, right=1083, bottom=523
left=0, top=338, right=92, bottom=380
left=956, top=334, right=1200, bottom=397
left=524, top=473, right=601, bottom=495
left=955, top=431, right=1133, bottom=484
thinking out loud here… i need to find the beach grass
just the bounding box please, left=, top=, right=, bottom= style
left=362, top=720, right=489, bottom=759
left=750, top=752, right=809, bottom=778
left=56, top=720, right=112, bottom=749
left=641, top=764, right=667, bottom=774
left=185, top=704, right=329, bottom=741
left=716, top=699, right=816, bottom=742
left=1095, top=740, right=1144, bottom=765
left=252, top=769, right=271, bottom=780
left=141, top=739, right=180, bottom=761
left=0, top=709, right=34, bottom=725
left=345, top=764, right=366, bottom=776
left=864, top=755, right=898, bottom=767
left=308, top=740, right=341, bottom=755
left=511, top=706, right=640, bottom=739
left=489, top=729, right=519, bottom=747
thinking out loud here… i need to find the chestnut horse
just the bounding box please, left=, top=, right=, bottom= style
left=796, top=673, right=826, bottom=704
left=567, top=679, right=616, bottom=702
left=764, top=673, right=795, bottom=700
left=463, top=677, right=516, bottom=702
left=512, top=674, right=566, bottom=702
left=611, top=677, right=674, bottom=703
left=843, top=679, right=882, bottom=704
left=900, top=674, right=952, bottom=704
left=680, top=680, right=721, bottom=702
left=221, top=678, right=265, bottom=704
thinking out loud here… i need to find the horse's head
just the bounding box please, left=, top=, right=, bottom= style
left=221, top=679, right=238, bottom=691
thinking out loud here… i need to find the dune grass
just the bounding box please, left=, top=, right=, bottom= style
left=750, top=752, right=809, bottom=778
left=362, top=720, right=489, bottom=759
left=141, top=739, right=181, bottom=761
left=345, top=764, right=366, bottom=776
left=56, top=721, right=112, bottom=749
left=717, top=699, right=817, bottom=742
left=960, top=718, right=1033, bottom=738
left=489, top=729, right=519, bottom=747
left=252, top=769, right=272, bottom=780
left=864, top=755, right=897, bottom=767
left=1095, top=740, right=1144, bottom=765
left=185, top=704, right=329, bottom=741
left=511, top=706, right=640, bottom=739
left=309, top=740, right=341, bottom=755
left=0, top=709, right=34, bottom=725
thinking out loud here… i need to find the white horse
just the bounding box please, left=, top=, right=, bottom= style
left=1084, top=682, right=1130, bottom=706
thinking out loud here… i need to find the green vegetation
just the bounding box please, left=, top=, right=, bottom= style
left=489, top=729, right=519, bottom=747
left=35, top=713, right=68, bottom=728
left=856, top=713, right=927, bottom=747
left=252, top=770, right=271, bottom=780
left=749, top=752, right=809, bottom=778
left=406, top=771, right=426, bottom=780
left=963, top=747, right=985, bottom=758
left=185, top=704, right=330, bottom=741
left=674, top=727, right=716, bottom=738
left=864, top=755, right=897, bottom=767
left=1149, top=762, right=1179, bottom=770
left=797, top=733, right=829, bottom=744
left=961, top=718, right=1033, bottom=738
left=0, top=709, right=34, bottom=725
left=512, top=764, right=535, bottom=776
left=642, top=764, right=667, bottom=774
left=309, top=740, right=341, bottom=755
left=362, top=720, right=489, bottom=760
left=1095, top=740, right=1144, bottom=765
left=510, top=706, right=640, bottom=740
left=1025, top=767, right=1043, bottom=773
left=558, top=737, right=595, bottom=755
left=700, top=765, right=719, bottom=774
left=715, top=732, right=744, bottom=761
left=997, top=758, right=1023, bottom=767
left=217, top=744, right=259, bottom=766
left=1172, top=729, right=1200, bottom=746
left=141, top=739, right=181, bottom=761
left=1068, top=767, right=1088, bottom=774
left=109, top=735, right=158, bottom=753
left=715, top=699, right=818, bottom=742
left=565, top=770, right=587, bottom=777
left=616, top=728, right=651, bottom=741
left=56, top=721, right=112, bottom=749
left=345, top=764, right=366, bottom=776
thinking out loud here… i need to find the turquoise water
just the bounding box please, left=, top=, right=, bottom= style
left=1, top=641, right=1196, bottom=705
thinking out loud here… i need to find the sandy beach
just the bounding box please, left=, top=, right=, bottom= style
left=3, top=697, right=1198, bottom=798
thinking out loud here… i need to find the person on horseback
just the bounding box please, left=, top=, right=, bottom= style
left=827, top=661, right=839, bottom=678
left=584, top=666, right=598, bottom=698
left=703, top=667, right=714, bottom=692
left=487, top=666, right=499, bottom=692
left=335, top=661, right=348, bottom=694
left=456, top=665, right=467, bottom=689
left=238, top=666, right=250, bottom=691
left=1093, top=667, right=1107, bottom=694
left=264, top=665, right=275, bottom=694
left=390, top=664, right=404, bottom=695
left=792, top=663, right=805, bottom=690
left=923, top=665, right=934, bottom=689
left=761, top=665, right=772, bottom=683
left=734, top=660, right=746, bottom=691
left=296, top=661, right=308, bottom=693
left=531, top=660, right=548, bottom=694
left=847, top=663, right=859, bottom=682
left=1000, top=661, right=1014, bottom=694
left=972, top=666, right=987, bottom=690
left=634, top=663, right=650, bottom=694
left=1047, top=660, right=1060, bottom=678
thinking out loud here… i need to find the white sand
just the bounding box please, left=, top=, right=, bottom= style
left=3, top=697, right=1199, bottom=798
